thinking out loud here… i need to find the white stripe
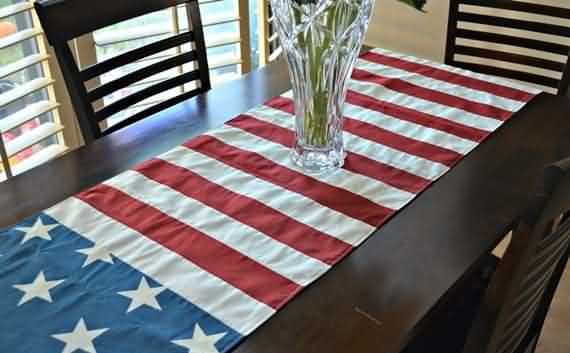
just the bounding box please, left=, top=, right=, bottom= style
left=347, top=79, right=502, bottom=132
left=245, top=107, right=449, bottom=181
left=45, top=197, right=274, bottom=335
left=260, top=101, right=477, bottom=156
left=347, top=129, right=448, bottom=181
left=371, top=48, right=542, bottom=95
left=158, top=147, right=375, bottom=246
left=343, top=102, right=477, bottom=155
left=355, top=58, right=526, bottom=112
left=104, top=170, right=330, bottom=286
left=207, top=124, right=423, bottom=205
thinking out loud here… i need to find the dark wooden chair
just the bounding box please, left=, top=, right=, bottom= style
left=445, top=0, right=570, bottom=96
left=34, top=0, right=211, bottom=143
left=404, top=157, right=570, bottom=353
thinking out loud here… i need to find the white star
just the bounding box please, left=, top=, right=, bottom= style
left=13, top=271, right=64, bottom=306
left=76, top=245, right=114, bottom=268
left=16, top=218, right=58, bottom=244
left=172, top=324, right=226, bottom=353
left=118, top=277, right=165, bottom=313
left=52, top=318, right=108, bottom=353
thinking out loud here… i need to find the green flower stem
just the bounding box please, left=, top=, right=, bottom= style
left=295, top=4, right=338, bottom=147
left=290, top=0, right=425, bottom=147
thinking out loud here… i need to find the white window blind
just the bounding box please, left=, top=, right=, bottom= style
left=0, top=0, right=67, bottom=181
left=81, top=0, right=251, bottom=127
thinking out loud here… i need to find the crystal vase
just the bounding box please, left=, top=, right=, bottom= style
left=270, top=0, right=375, bottom=173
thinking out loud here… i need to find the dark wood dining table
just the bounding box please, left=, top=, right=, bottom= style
left=1, top=54, right=570, bottom=353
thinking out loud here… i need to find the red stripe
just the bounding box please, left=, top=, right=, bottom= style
left=76, top=184, right=300, bottom=309
left=361, top=51, right=535, bottom=102
left=346, top=90, right=488, bottom=142
left=266, top=96, right=295, bottom=114
left=343, top=118, right=462, bottom=167
left=352, top=68, right=513, bottom=121
left=263, top=97, right=460, bottom=167
left=267, top=97, right=463, bottom=167
left=184, top=135, right=394, bottom=227
left=267, top=93, right=488, bottom=143
left=229, top=115, right=293, bottom=147
left=228, top=114, right=430, bottom=194
left=135, top=158, right=352, bottom=265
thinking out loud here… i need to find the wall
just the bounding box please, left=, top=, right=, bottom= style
left=365, top=0, right=570, bottom=64
left=365, top=0, right=450, bottom=62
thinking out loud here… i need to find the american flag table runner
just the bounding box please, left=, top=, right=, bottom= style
left=0, top=48, right=540, bottom=353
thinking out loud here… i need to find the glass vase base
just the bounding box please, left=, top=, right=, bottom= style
left=291, top=144, right=345, bottom=175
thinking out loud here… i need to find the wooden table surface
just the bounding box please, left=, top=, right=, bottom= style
left=1, top=57, right=570, bottom=353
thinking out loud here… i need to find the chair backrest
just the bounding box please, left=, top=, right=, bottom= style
left=35, top=0, right=211, bottom=143
left=464, top=158, right=570, bottom=353
left=446, top=0, right=570, bottom=96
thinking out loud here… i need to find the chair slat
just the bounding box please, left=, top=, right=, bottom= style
left=537, top=233, right=570, bottom=266
left=95, top=69, right=201, bottom=121
left=459, top=0, right=570, bottom=20
left=80, top=31, right=195, bottom=82
left=513, top=281, right=548, bottom=320
left=454, top=45, right=565, bottom=72
left=102, top=87, right=203, bottom=136
left=87, top=51, right=198, bottom=102
left=449, top=61, right=560, bottom=88
left=538, top=236, right=570, bottom=265
left=457, top=12, right=570, bottom=38
left=525, top=243, right=569, bottom=285
left=36, top=0, right=211, bottom=142
left=539, top=220, right=570, bottom=252
left=500, top=294, right=544, bottom=353
left=507, top=298, right=541, bottom=334
left=35, top=0, right=191, bottom=43
left=498, top=320, right=531, bottom=353
left=496, top=287, right=546, bottom=353
left=459, top=158, right=570, bottom=353
left=455, top=29, right=570, bottom=56
left=517, top=266, right=555, bottom=310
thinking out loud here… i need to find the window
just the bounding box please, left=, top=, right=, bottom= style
left=257, top=0, right=282, bottom=66
left=0, top=0, right=67, bottom=180
left=0, top=0, right=279, bottom=182
left=76, top=0, right=252, bottom=127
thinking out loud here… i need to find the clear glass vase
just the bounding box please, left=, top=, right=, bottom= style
left=270, top=0, right=375, bottom=174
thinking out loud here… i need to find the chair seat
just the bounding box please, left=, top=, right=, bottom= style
left=402, top=254, right=500, bottom=353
